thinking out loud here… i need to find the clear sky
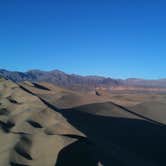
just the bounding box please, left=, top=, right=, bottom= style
left=0, top=0, right=166, bottom=79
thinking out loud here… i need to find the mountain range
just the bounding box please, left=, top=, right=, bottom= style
left=0, top=69, right=166, bottom=91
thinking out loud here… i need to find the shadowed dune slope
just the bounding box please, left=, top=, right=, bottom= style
left=0, top=78, right=166, bottom=166
left=59, top=103, right=166, bottom=166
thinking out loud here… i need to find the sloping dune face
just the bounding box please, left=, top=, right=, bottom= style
left=0, top=78, right=166, bottom=166
left=130, top=101, right=166, bottom=124
left=62, top=102, right=166, bottom=166
left=0, top=79, right=85, bottom=166
left=19, top=82, right=110, bottom=109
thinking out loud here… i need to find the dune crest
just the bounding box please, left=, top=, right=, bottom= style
left=0, top=78, right=166, bottom=166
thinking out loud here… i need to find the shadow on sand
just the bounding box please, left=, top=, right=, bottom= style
left=55, top=137, right=99, bottom=166
left=55, top=109, right=166, bottom=166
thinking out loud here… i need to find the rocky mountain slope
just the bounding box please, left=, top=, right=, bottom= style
left=0, top=69, right=119, bottom=90
left=1, top=69, right=166, bottom=92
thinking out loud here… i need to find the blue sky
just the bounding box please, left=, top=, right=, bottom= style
left=0, top=0, right=166, bottom=79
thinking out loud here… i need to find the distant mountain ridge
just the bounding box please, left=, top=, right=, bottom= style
left=0, top=69, right=166, bottom=90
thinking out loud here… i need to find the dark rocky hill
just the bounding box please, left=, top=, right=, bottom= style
left=0, top=69, right=166, bottom=90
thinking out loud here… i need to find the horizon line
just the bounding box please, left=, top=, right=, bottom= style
left=0, top=68, right=166, bottom=81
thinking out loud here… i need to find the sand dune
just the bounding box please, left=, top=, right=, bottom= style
left=130, top=101, right=166, bottom=124
left=19, top=81, right=111, bottom=109
left=0, top=79, right=83, bottom=166
left=61, top=102, right=166, bottom=166
left=0, top=78, right=166, bottom=166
